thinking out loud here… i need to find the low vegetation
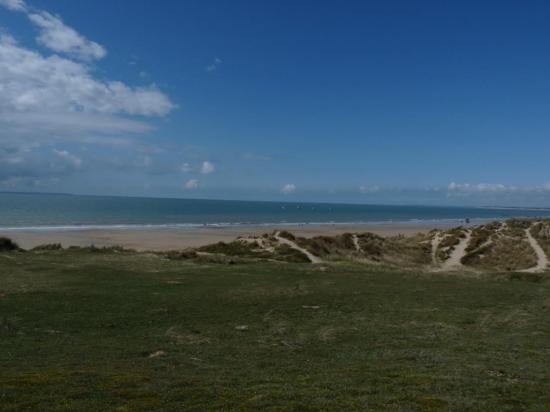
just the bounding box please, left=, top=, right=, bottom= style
left=1, top=248, right=549, bottom=409
left=463, top=237, right=537, bottom=271
left=296, top=233, right=357, bottom=258
left=462, top=220, right=539, bottom=271
left=197, top=238, right=310, bottom=263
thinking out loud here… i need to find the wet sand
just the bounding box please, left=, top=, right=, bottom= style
left=1, top=220, right=486, bottom=251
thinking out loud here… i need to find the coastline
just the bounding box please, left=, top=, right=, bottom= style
left=1, top=219, right=489, bottom=251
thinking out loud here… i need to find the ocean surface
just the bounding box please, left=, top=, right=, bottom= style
left=1, top=192, right=550, bottom=231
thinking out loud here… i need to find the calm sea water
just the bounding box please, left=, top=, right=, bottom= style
left=1, top=192, right=549, bottom=231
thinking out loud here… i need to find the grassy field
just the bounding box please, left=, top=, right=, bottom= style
left=1, top=248, right=550, bottom=410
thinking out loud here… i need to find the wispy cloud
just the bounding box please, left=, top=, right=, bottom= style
left=53, top=149, right=82, bottom=169
left=0, top=0, right=26, bottom=12
left=1, top=0, right=106, bottom=61
left=447, top=182, right=510, bottom=193
left=205, top=57, right=222, bottom=72
left=28, top=11, right=107, bottom=61
left=0, top=146, right=84, bottom=186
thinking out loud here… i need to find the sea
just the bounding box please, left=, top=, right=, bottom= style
left=1, top=192, right=550, bottom=231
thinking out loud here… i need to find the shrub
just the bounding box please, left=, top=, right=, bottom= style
left=0, top=237, right=19, bottom=252
left=277, top=230, right=296, bottom=241
left=164, top=250, right=198, bottom=260
left=32, top=243, right=63, bottom=251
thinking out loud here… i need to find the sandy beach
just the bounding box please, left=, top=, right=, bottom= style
left=1, top=220, right=485, bottom=251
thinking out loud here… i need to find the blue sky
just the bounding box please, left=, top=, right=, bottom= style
left=1, top=0, right=550, bottom=206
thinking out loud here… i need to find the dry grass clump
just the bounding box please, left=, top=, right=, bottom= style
left=0, top=237, right=20, bottom=252
left=466, top=222, right=501, bottom=253
left=504, top=218, right=532, bottom=237
left=296, top=234, right=356, bottom=258
left=463, top=237, right=536, bottom=271
left=384, top=233, right=432, bottom=266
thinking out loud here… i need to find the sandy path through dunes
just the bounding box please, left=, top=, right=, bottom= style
left=440, top=231, right=471, bottom=271
left=521, top=228, right=549, bottom=273
left=352, top=234, right=362, bottom=253
left=275, top=232, right=322, bottom=264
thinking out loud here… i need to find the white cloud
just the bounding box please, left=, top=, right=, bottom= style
left=179, top=162, right=192, bottom=173
left=0, top=0, right=27, bottom=12
left=280, top=183, right=296, bottom=195
left=448, top=182, right=510, bottom=193
left=53, top=149, right=82, bottom=169
left=28, top=11, right=106, bottom=61
left=1, top=0, right=106, bottom=61
left=0, top=35, right=173, bottom=115
left=206, top=57, right=222, bottom=72
left=200, top=161, right=215, bottom=174
left=0, top=33, right=174, bottom=147
left=447, top=182, right=550, bottom=195
left=0, top=3, right=176, bottom=186
left=184, top=179, right=199, bottom=190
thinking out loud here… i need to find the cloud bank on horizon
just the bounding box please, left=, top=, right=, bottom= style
left=1, top=0, right=550, bottom=206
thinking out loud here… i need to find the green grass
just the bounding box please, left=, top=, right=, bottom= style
left=1, top=249, right=550, bottom=410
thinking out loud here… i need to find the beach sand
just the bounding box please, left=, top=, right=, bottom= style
left=1, top=220, right=484, bottom=251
